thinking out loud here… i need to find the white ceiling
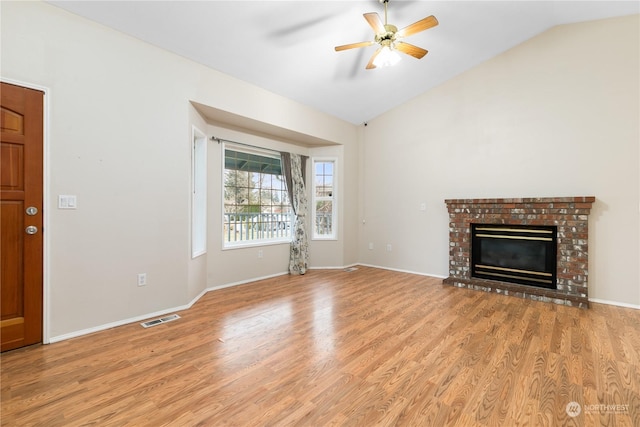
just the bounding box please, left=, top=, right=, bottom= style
left=49, top=1, right=638, bottom=125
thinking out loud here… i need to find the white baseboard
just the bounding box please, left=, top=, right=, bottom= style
left=49, top=271, right=289, bottom=344
left=358, top=265, right=640, bottom=310
left=357, top=263, right=448, bottom=279
left=52, top=267, right=636, bottom=343
left=308, top=263, right=359, bottom=270
left=48, top=304, right=193, bottom=343
left=206, top=271, right=289, bottom=292
left=588, top=298, right=640, bottom=310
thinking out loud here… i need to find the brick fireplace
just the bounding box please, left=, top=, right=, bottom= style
left=443, top=197, right=595, bottom=308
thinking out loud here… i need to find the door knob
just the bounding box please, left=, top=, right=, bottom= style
left=25, top=226, right=38, bottom=235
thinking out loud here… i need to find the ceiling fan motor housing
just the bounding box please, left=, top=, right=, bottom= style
left=375, top=24, right=398, bottom=45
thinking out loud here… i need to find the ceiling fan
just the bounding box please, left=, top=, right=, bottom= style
left=335, top=0, right=438, bottom=70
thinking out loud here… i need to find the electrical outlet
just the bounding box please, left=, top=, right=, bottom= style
left=137, top=273, right=147, bottom=287
left=368, top=243, right=374, bottom=250
left=258, top=250, right=263, bottom=259
left=386, top=244, right=392, bottom=252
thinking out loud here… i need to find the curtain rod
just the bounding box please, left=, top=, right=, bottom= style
left=211, top=136, right=282, bottom=156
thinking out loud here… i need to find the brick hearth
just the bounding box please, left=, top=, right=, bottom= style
left=443, top=197, right=595, bottom=308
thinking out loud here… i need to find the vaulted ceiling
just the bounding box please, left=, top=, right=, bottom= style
left=49, top=1, right=639, bottom=125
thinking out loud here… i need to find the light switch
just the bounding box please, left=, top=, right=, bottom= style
left=58, top=195, right=77, bottom=209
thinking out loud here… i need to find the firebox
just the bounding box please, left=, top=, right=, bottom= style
left=471, top=223, right=557, bottom=289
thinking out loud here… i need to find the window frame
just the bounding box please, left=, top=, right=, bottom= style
left=221, top=142, right=293, bottom=250
left=191, top=126, right=207, bottom=258
left=311, top=157, right=337, bottom=240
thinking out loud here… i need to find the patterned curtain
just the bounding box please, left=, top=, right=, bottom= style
left=281, top=152, right=309, bottom=275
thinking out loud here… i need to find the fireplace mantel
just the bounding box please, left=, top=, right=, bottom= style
left=443, top=197, right=595, bottom=308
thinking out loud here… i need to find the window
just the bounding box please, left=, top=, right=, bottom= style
left=191, top=126, right=207, bottom=258
left=312, top=158, right=336, bottom=239
left=223, top=144, right=292, bottom=247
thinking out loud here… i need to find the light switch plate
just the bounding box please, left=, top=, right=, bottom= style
left=58, top=195, right=77, bottom=209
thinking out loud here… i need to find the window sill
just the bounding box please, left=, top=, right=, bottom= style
left=191, top=250, right=207, bottom=259
left=222, top=238, right=291, bottom=251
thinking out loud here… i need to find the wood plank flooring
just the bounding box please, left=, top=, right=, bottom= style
left=2, top=266, right=639, bottom=426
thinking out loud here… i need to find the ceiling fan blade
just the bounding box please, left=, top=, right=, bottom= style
left=366, top=47, right=383, bottom=69
left=335, top=41, right=375, bottom=52
left=395, top=42, right=428, bottom=59
left=397, top=15, right=438, bottom=38
left=364, top=12, right=385, bottom=34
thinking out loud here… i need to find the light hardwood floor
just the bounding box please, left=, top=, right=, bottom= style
left=2, top=266, right=639, bottom=426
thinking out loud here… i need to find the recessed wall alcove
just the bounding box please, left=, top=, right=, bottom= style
left=443, top=197, right=595, bottom=308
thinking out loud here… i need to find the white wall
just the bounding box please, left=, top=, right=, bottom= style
left=1, top=1, right=358, bottom=339
left=360, top=15, right=640, bottom=306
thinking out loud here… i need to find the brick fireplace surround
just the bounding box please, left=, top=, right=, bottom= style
left=443, top=197, right=595, bottom=308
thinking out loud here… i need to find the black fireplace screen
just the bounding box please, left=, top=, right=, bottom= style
left=471, top=223, right=557, bottom=289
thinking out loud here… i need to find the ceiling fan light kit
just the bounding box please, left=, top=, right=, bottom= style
left=373, top=45, right=401, bottom=68
left=335, top=0, right=438, bottom=70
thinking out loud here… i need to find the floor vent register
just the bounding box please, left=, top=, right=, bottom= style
left=141, top=314, right=181, bottom=328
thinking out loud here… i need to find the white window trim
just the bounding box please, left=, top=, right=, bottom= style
left=221, top=142, right=293, bottom=249
left=191, top=126, right=207, bottom=258
left=311, top=157, right=337, bottom=241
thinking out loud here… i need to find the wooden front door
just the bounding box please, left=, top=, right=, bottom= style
left=1, top=82, right=44, bottom=352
